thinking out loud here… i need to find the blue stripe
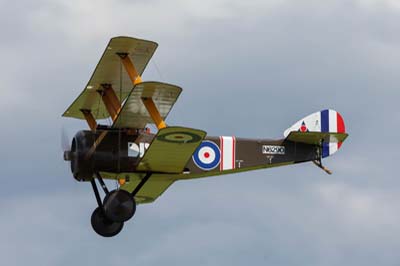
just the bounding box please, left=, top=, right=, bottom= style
left=321, top=110, right=330, bottom=157
left=321, top=109, right=329, bottom=133
left=322, top=143, right=330, bottom=158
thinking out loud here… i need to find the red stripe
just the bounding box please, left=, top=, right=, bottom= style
left=220, top=137, right=224, bottom=171
left=232, top=136, right=236, bottom=169
left=337, top=112, right=345, bottom=149
left=337, top=112, right=345, bottom=133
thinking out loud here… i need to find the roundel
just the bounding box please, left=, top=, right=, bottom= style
left=157, top=131, right=202, bottom=143
left=192, top=141, right=220, bottom=171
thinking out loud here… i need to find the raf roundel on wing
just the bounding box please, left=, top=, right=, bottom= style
left=192, top=141, right=221, bottom=170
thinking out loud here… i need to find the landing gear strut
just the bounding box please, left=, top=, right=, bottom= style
left=89, top=172, right=152, bottom=237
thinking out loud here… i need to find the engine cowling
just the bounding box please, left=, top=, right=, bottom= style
left=67, top=131, right=95, bottom=181
left=63, top=130, right=153, bottom=181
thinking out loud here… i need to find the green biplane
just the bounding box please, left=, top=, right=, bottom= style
left=63, top=36, right=348, bottom=237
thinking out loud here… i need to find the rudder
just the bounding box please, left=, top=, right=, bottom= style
left=284, top=109, right=347, bottom=157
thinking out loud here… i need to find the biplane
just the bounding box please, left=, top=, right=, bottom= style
left=62, top=36, right=348, bottom=237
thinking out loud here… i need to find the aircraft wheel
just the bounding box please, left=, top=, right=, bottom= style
left=103, top=190, right=136, bottom=223
left=91, top=207, right=123, bottom=237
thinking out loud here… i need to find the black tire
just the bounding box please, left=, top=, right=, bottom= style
left=103, top=190, right=136, bottom=223
left=91, top=207, right=123, bottom=237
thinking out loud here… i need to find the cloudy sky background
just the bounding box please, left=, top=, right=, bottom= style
left=0, top=0, right=399, bottom=265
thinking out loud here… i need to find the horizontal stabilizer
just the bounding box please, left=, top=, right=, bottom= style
left=286, top=131, right=348, bottom=145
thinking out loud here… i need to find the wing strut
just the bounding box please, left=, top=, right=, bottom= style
left=142, top=97, right=167, bottom=129
left=98, top=84, right=121, bottom=122
left=83, top=54, right=144, bottom=158
left=80, top=53, right=144, bottom=130
left=81, top=109, right=97, bottom=131
left=78, top=51, right=168, bottom=131
left=119, top=52, right=168, bottom=130
left=118, top=53, right=143, bottom=85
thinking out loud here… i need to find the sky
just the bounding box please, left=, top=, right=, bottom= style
left=0, top=0, right=399, bottom=265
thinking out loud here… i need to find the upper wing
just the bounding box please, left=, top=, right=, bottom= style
left=137, top=126, right=207, bottom=173
left=112, top=81, right=182, bottom=129
left=62, top=36, right=158, bottom=120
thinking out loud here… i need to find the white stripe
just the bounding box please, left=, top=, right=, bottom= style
left=220, top=136, right=235, bottom=171
left=328, top=110, right=338, bottom=155
left=315, top=111, right=322, bottom=132
left=329, top=143, right=338, bottom=155
left=329, top=110, right=337, bottom=133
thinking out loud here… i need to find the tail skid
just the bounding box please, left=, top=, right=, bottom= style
left=313, top=160, right=332, bottom=175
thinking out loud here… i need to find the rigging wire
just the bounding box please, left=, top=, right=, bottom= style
left=92, top=88, right=102, bottom=158
left=95, top=86, right=103, bottom=123
left=95, top=91, right=102, bottom=128
left=152, top=59, right=164, bottom=81
left=117, top=54, right=123, bottom=181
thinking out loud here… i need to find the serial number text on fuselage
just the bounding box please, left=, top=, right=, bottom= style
left=262, top=145, right=285, bottom=155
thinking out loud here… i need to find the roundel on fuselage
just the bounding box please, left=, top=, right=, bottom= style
left=192, top=141, right=220, bottom=171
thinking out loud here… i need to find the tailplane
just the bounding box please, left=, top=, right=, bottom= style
left=284, top=109, right=348, bottom=158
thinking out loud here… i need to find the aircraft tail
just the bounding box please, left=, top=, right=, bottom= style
left=284, top=109, right=347, bottom=158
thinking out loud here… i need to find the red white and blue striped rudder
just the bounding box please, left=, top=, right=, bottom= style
left=284, top=109, right=346, bottom=157
left=320, top=109, right=345, bottom=157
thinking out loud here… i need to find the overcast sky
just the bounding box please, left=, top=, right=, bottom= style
left=0, top=0, right=399, bottom=265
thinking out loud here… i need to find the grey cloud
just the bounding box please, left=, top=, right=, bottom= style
left=1, top=175, right=399, bottom=266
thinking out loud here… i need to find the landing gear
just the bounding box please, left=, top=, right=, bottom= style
left=103, top=190, right=136, bottom=222
left=91, top=207, right=124, bottom=237
left=89, top=172, right=152, bottom=237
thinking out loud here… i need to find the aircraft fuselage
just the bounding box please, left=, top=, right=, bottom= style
left=67, top=129, right=318, bottom=182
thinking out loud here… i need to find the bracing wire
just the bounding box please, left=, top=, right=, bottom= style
left=93, top=89, right=102, bottom=152
left=152, top=59, right=164, bottom=81
left=95, top=91, right=101, bottom=129
left=117, top=55, right=123, bottom=181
